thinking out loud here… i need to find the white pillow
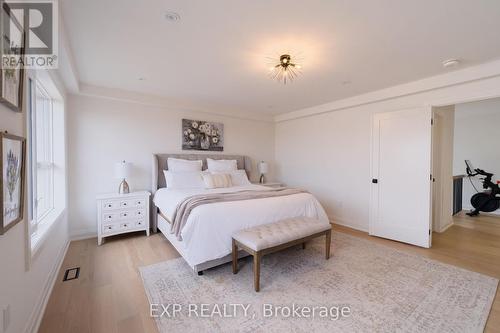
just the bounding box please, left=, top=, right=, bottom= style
left=164, top=170, right=205, bottom=189
left=216, top=170, right=250, bottom=186
left=207, top=158, right=237, bottom=172
left=167, top=158, right=202, bottom=172
left=202, top=173, right=233, bottom=189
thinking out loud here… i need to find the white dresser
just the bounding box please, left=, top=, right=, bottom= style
left=96, top=191, right=151, bottom=245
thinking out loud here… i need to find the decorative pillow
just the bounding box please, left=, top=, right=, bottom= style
left=164, top=170, right=205, bottom=189
left=167, top=158, right=202, bottom=172
left=202, top=173, right=233, bottom=189
left=207, top=158, right=237, bottom=172
left=231, top=170, right=251, bottom=186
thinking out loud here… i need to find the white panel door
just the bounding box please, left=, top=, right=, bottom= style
left=370, top=107, right=433, bottom=248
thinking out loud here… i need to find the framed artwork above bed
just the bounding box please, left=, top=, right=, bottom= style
left=182, top=119, right=224, bottom=151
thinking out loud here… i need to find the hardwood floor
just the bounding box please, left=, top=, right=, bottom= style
left=39, top=232, right=180, bottom=333
left=40, top=216, right=500, bottom=333
left=452, top=211, right=500, bottom=236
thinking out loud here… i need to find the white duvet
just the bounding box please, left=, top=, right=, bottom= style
left=154, top=184, right=329, bottom=266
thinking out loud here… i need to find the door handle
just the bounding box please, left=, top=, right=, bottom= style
left=372, top=179, right=378, bottom=184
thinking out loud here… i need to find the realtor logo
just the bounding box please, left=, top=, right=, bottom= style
left=1, top=0, right=58, bottom=68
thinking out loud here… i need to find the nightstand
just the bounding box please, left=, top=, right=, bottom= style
left=96, top=191, right=151, bottom=245
left=253, top=182, right=284, bottom=188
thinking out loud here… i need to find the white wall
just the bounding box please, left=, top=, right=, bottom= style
left=275, top=75, right=500, bottom=231
left=0, top=80, right=69, bottom=333
left=453, top=98, right=500, bottom=215
left=67, top=94, right=275, bottom=238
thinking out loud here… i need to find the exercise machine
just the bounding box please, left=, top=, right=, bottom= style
left=465, top=160, right=500, bottom=216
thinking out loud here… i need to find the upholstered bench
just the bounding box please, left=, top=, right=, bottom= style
left=232, top=217, right=332, bottom=292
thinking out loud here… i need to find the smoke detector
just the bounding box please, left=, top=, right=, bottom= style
left=442, top=59, right=460, bottom=68
left=164, top=11, right=181, bottom=22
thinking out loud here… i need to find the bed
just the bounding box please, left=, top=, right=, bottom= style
left=151, top=153, right=329, bottom=273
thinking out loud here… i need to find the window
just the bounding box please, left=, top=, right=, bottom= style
left=28, top=73, right=66, bottom=252
left=34, top=81, right=54, bottom=220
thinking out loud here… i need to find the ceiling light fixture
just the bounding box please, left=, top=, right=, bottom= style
left=269, top=54, right=301, bottom=84
left=164, top=11, right=181, bottom=22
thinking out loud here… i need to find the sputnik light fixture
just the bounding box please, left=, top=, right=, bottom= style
left=268, top=54, right=302, bottom=84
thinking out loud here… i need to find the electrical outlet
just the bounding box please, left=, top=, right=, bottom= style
left=2, top=304, right=10, bottom=333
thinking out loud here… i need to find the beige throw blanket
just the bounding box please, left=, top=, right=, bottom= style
left=171, top=188, right=307, bottom=240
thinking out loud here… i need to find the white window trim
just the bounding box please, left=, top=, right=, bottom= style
left=34, top=81, right=55, bottom=222
left=26, top=70, right=66, bottom=257
left=31, top=208, right=65, bottom=255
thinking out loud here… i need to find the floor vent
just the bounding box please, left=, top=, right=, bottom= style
left=63, top=267, right=80, bottom=281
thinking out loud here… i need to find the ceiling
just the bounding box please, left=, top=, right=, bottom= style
left=61, top=0, right=500, bottom=116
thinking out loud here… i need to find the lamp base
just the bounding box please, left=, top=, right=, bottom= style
left=118, top=179, right=130, bottom=194
left=259, top=174, right=265, bottom=184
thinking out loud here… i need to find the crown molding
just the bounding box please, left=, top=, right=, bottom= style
left=274, top=58, right=500, bottom=122
left=74, top=83, right=275, bottom=122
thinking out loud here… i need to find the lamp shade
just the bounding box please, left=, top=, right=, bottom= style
left=258, top=161, right=269, bottom=174
left=114, top=161, right=132, bottom=179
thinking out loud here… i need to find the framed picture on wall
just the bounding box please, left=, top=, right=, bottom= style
left=0, top=1, right=26, bottom=112
left=182, top=119, right=224, bottom=151
left=1, top=132, right=26, bottom=235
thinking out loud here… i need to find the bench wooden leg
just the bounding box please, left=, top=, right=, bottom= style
left=232, top=239, right=238, bottom=274
left=254, top=253, right=261, bottom=292
left=325, top=229, right=331, bottom=260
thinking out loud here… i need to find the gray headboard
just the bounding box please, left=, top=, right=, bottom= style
left=150, top=153, right=252, bottom=233
left=151, top=153, right=252, bottom=193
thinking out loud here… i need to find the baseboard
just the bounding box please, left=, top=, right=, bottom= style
left=24, top=238, right=70, bottom=333
left=70, top=228, right=96, bottom=241
left=329, top=218, right=369, bottom=233
left=437, top=222, right=454, bottom=233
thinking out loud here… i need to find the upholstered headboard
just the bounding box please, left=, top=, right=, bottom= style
left=151, top=153, right=252, bottom=193
left=150, top=153, right=252, bottom=232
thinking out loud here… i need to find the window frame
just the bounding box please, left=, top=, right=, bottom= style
left=33, top=79, right=55, bottom=222
left=26, top=70, right=66, bottom=256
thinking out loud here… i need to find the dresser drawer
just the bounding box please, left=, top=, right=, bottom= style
left=102, top=201, right=119, bottom=210
left=119, top=211, right=133, bottom=219
left=120, top=222, right=133, bottom=230
left=119, top=200, right=132, bottom=209
left=133, top=198, right=146, bottom=207
left=103, top=212, right=119, bottom=222
left=135, top=220, right=146, bottom=228
left=134, top=209, right=146, bottom=218
left=102, top=224, right=118, bottom=234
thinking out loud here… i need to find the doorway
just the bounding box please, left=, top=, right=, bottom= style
left=369, top=99, right=500, bottom=249
left=432, top=98, right=500, bottom=236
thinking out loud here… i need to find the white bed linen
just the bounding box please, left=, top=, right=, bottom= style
left=154, top=184, right=329, bottom=266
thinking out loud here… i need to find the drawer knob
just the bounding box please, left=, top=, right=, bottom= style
left=124, top=213, right=127, bottom=216
left=138, top=212, right=141, bottom=215
left=108, top=215, right=112, bottom=218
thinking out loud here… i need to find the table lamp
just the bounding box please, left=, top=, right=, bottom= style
left=115, top=161, right=132, bottom=194
left=258, top=161, right=269, bottom=184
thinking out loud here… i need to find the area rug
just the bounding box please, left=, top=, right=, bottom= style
left=139, top=232, right=498, bottom=333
